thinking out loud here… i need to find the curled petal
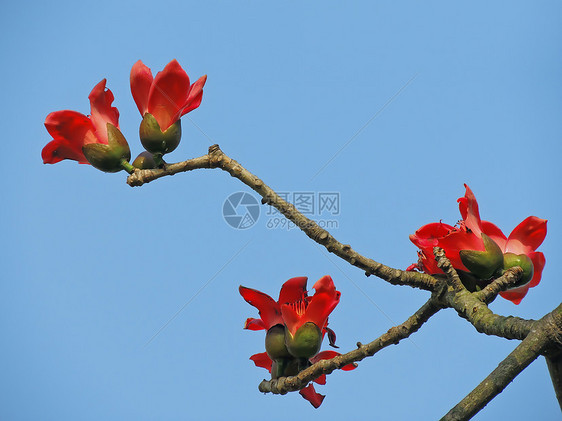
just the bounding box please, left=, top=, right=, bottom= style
left=505, top=217, right=548, bottom=255
left=457, top=184, right=483, bottom=236
left=325, top=326, right=338, bottom=348
left=88, top=79, right=119, bottom=144
left=243, top=317, right=266, bottom=331
left=299, top=384, right=325, bottom=408
left=130, top=60, right=153, bottom=116
left=528, top=251, right=546, bottom=288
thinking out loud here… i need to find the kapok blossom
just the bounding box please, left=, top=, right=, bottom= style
left=240, top=276, right=353, bottom=408
left=408, top=184, right=547, bottom=304
left=42, top=79, right=120, bottom=165
left=239, top=276, right=339, bottom=344
left=130, top=59, right=207, bottom=131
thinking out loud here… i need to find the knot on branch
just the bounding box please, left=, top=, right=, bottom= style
left=545, top=309, right=562, bottom=350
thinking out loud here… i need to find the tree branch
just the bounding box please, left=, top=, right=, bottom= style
left=546, top=351, right=562, bottom=411
left=441, top=303, right=562, bottom=421
left=432, top=248, right=534, bottom=340
left=473, top=267, right=523, bottom=304
left=127, top=145, right=437, bottom=291
left=259, top=295, right=442, bottom=395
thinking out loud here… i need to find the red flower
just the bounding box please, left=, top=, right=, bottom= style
left=239, top=276, right=340, bottom=343
left=130, top=59, right=207, bottom=131
left=42, top=79, right=119, bottom=165
left=409, top=184, right=547, bottom=304
left=239, top=276, right=308, bottom=331
left=280, top=275, right=341, bottom=340
left=249, top=350, right=356, bottom=408
left=242, top=276, right=352, bottom=408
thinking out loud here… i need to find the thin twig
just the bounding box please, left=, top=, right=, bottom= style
left=473, top=267, right=523, bottom=304
left=128, top=145, right=437, bottom=291
left=259, top=295, right=442, bottom=395
left=434, top=247, right=465, bottom=292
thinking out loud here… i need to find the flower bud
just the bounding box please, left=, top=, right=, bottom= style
left=132, top=151, right=158, bottom=169
left=139, top=112, right=181, bottom=155
left=285, top=322, right=322, bottom=359
left=459, top=233, right=503, bottom=279
left=82, top=123, right=131, bottom=172
left=502, top=252, right=534, bottom=287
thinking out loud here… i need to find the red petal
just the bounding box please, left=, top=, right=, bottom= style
left=410, top=222, right=455, bottom=248
left=43, top=110, right=94, bottom=164
left=528, top=251, right=546, bottom=288
left=282, top=290, right=340, bottom=336
left=148, top=59, right=191, bottom=131
left=278, top=277, right=308, bottom=305
left=243, top=317, right=266, bottom=331
left=303, top=291, right=340, bottom=335
left=42, top=139, right=84, bottom=164
left=481, top=220, right=507, bottom=251
left=413, top=249, right=443, bottom=274
left=457, top=184, right=483, bottom=236
left=505, top=217, right=548, bottom=255
left=181, top=74, right=207, bottom=116
left=130, top=60, right=153, bottom=117
left=498, top=251, right=545, bottom=304
left=239, top=286, right=282, bottom=329
left=312, top=350, right=357, bottom=371
left=437, top=230, right=486, bottom=270
left=499, top=284, right=529, bottom=305
left=280, top=302, right=302, bottom=336
left=312, top=275, right=337, bottom=295
left=314, top=374, right=327, bottom=385
left=249, top=352, right=272, bottom=372
left=88, top=79, right=119, bottom=144
left=406, top=263, right=419, bottom=272
left=299, top=384, right=325, bottom=408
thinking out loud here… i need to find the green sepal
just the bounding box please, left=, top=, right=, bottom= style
left=285, top=322, right=322, bottom=359
left=501, top=252, right=534, bottom=287
left=107, top=123, right=130, bottom=158
left=265, top=325, right=291, bottom=360
left=459, top=233, right=503, bottom=280
left=139, top=113, right=182, bottom=155
left=82, top=123, right=131, bottom=173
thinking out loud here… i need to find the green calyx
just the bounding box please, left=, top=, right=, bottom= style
left=501, top=252, right=534, bottom=287
left=139, top=113, right=181, bottom=155
left=82, top=123, right=131, bottom=173
left=284, top=322, right=322, bottom=359
left=270, top=357, right=309, bottom=379
left=265, top=325, right=291, bottom=360
left=459, top=233, right=503, bottom=280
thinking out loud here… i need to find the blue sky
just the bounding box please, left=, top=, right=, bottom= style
left=2, top=1, right=561, bottom=420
